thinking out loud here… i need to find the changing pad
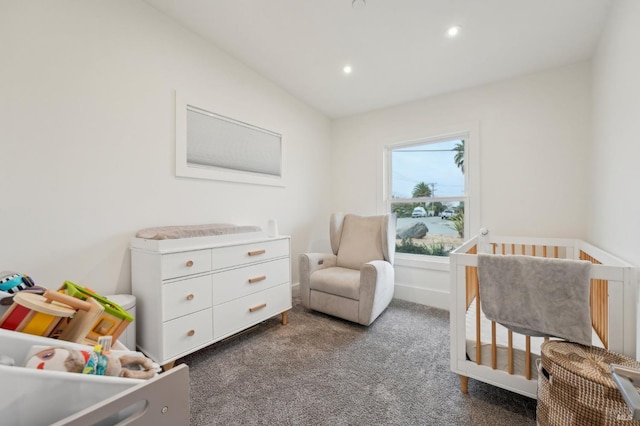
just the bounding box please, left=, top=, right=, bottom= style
left=135, top=223, right=262, bottom=240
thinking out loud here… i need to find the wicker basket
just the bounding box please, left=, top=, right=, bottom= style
left=538, top=341, right=640, bottom=425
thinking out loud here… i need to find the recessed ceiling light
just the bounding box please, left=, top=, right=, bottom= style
left=343, top=65, right=353, bottom=74
left=447, top=26, right=461, bottom=37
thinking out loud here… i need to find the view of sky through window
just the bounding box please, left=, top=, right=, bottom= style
left=392, top=139, right=464, bottom=199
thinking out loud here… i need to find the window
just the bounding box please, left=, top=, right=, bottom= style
left=384, top=131, right=476, bottom=259
left=175, top=91, right=284, bottom=187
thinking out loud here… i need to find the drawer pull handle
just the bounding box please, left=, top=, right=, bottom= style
left=186, top=260, right=194, bottom=267
left=249, top=303, right=267, bottom=313
left=186, top=294, right=194, bottom=301
left=248, top=249, right=266, bottom=256
left=187, top=329, right=195, bottom=337
left=248, top=275, right=266, bottom=284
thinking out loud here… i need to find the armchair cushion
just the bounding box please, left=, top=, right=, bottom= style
left=310, top=267, right=360, bottom=300
left=336, top=215, right=385, bottom=270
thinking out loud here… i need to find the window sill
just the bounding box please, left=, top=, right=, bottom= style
left=394, top=253, right=450, bottom=271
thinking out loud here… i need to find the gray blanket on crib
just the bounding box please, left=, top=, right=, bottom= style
left=477, top=254, right=592, bottom=346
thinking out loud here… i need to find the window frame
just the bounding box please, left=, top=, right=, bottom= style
left=382, top=123, right=480, bottom=268
left=175, top=91, right=285, bottom=187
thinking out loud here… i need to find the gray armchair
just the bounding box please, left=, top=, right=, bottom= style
left=299, top=213, right=396, bottom=326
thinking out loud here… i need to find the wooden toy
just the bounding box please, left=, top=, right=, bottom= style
left=0, top=290, right=91, bottom=337
left=49, top=296, right=105, bottom=343
left=59, top=281, right=133, bottom=345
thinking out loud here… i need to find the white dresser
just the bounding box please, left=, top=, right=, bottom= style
left=130, top=233, right=291, bottom=368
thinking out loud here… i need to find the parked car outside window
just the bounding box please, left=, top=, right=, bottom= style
left=441, top=209, right=455, bottom=219
left=412, top=207, right=427, bottom=218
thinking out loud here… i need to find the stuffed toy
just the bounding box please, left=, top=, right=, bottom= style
left=24, top=346, right=160, bottom=379
left=0, top=271, right=36, bottom=294
left=0, top=272, right=40, bottom=307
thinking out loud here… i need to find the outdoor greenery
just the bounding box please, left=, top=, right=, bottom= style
left=412, top=182, right=432, bottom=198
left=395, top=238, right=452, bottom=256
left=454, top=140, right=465, bottom=173
left=392, top=201, right=447, bottom=218
left=451, top=212, right=464, bottom=238
left=392, top=203, right=421, bottom=218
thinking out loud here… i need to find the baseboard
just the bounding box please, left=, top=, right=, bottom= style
left=292, top=282, right=449, bottom=311
left=393, top=283, right=450, bottom=311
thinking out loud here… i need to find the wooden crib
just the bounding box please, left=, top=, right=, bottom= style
left=449, top=234, right=637, bottom=398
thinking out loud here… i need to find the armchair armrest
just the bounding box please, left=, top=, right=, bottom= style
left=300, top=253, right=337, bottom=273
left=298, top=253, right=337, bottom=307
left=359, top=260, right=395, bottom=325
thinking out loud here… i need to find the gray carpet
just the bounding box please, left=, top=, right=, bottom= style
left=177, top=298, right=536, bottom=425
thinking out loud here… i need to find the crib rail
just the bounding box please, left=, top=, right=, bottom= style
left=450, top=234, right=635, bottom=399
left=461, top=239, right=613, bottom=380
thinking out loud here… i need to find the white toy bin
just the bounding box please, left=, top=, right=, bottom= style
left=0, top=328, right=144, bottom=425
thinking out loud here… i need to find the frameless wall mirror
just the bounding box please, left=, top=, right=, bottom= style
left=175, top=92, right=284, bottom=187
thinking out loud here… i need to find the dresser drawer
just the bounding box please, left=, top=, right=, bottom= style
left=161, top=249, right=211, bottom=280
left=162, top=275, right=212, bottom=321
left=211, top=239, right=288, bottom=270
left=212, top=257, right=290, bottom=305
left=163, top=308, right=213, bottom=359
left=213, top=283, right=291, bottom=339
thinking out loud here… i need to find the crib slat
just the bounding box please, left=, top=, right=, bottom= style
left=476, top=275, right=481, bottom=365
left=466, top=266, right=477, bottom=310
left=580, top=250, right=609, bottom=349
left=507, top=330, right=513, bottom=374
left=491, top=321, right=497, bottom=369
left=525, top=336, right=531, bottom=380
left=465, top=244, right=478, bottom=310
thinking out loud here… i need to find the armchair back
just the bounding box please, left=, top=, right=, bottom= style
left=330, top=213, right=396, bottom=269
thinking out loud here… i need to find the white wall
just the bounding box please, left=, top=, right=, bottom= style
left=3, top=1, right=633, bottom=314
left=591, top=0, right=640, bottom=267
left=331, top=63, right=593, bottom=308
left=0, top=1, right=332, bottom=295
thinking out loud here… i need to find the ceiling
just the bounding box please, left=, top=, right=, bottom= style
left=144, top=0, right=613, bottom=119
